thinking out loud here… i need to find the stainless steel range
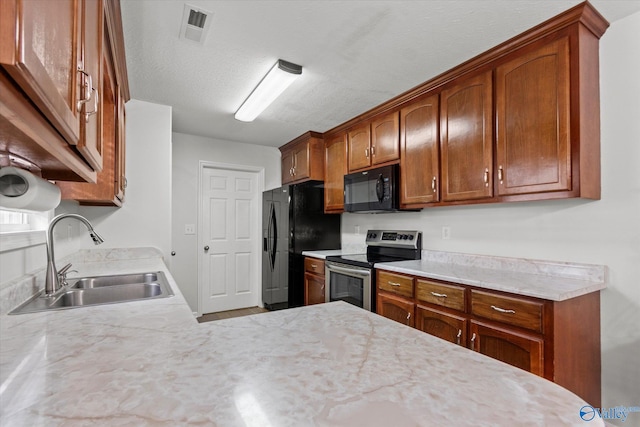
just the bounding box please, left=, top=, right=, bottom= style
left=325, top=230, right=421, bottom=312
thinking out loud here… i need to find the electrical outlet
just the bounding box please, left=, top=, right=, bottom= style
left=442, top=226, right=451, bottom=240
left=184, top=224, right=195, bottom=235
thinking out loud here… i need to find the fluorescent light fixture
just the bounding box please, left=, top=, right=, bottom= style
left=234, top=59, right=302, bottom=122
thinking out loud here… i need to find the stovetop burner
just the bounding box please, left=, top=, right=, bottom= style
left=326, top=229, right=421, bottom=268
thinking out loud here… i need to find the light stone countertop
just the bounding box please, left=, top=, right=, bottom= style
left=375, top=250, right=606, bottom=301
left=0, top=249, right=602, bottom=426
left=301, top=249, right=358, bottom=259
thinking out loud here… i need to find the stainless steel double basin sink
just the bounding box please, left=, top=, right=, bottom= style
left=10, top=272, right=174, bottom=314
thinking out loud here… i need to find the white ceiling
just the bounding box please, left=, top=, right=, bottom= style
left=120, top=0, right=640, bottom=148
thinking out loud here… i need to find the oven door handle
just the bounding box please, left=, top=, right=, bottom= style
left=326, top=264, right=372, bottom=278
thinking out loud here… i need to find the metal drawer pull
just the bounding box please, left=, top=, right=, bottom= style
left=456, top=329, right=462, bottom=345
left=388, top=281, right=401, bottom=287
left=430, top=291, right=447, bottom=298
left=491, top=305, right=516, bottom=314
left=431, top=176, right=437, bottom=192
left=406, top=312, right=411, bottom=324
left=470, top=332, right=476, bottom=350
left=311, top=264, right=317, bottom=269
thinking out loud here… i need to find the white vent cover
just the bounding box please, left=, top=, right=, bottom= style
left=179, top=4, right=213, bottom=44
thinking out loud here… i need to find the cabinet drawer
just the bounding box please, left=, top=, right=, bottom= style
left=416, top=279, right=465, bottom=312
left=471, top=290, right=543, bottom=333
left=304, top=258, right=325, bottom=276
left=378, top=271, right=414, bottom=298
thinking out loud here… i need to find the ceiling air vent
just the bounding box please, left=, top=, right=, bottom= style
left=179, top=4, right=213, bottom=44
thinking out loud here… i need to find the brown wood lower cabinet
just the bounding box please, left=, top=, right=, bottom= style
left=377, top=292, right=414, bottom=327
left=304, top=257, right=326, bottom=306
left=470, top=320, right=544, bottom=376
left=415, top=305, right=467, bottom=347
left=375, top=269, right=601, bottom=407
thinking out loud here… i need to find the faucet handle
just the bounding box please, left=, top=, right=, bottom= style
left=57, top=263, right=77, bottom=287
left=58, top=263, right=73, bottom=275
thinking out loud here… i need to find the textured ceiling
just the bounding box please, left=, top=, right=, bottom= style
left=120, top=0, right=640, bottom=148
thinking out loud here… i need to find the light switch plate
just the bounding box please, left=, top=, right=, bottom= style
left=184, top=224, right=195, bottom=235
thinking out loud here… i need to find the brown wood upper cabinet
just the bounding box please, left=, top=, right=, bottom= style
left=348, top=111, right=399, bottom=172
left=324, top=132, right=347, bottom=213
left=0, top=0, right=130, bottom=185
left=57, top=0, right=129, bottom=206
left=440, top=71, right=493, bottom=202
left=400, top=94, right=439, bottom=208
left=495, top=37, right=571, bottom=197
left=0, top=0, right=103, bottom=178
left=280, top=131, right=324, bottom=185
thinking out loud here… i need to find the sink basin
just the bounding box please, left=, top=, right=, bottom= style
left=71, top=272, right=160, bottom=289
left=9, top=271, right=174, bottom=314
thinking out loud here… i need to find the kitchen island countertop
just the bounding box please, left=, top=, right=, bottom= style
left=0, top=251, right=601, bottom=426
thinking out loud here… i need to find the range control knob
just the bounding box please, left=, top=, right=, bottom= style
left=409, top=235, right=414, bottom=240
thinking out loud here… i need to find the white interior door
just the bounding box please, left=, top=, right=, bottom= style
left=200, top=164, right=261, bottom=314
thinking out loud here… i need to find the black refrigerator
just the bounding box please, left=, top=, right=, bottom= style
left=262, top=181, right=341, bottom=310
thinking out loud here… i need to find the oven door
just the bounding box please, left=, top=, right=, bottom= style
left=325, top=261, right=372, bottom=311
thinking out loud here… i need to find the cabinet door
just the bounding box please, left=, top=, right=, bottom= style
left=281, top=150, right=295, bottom=184
left=440, top=71, right=493, bottom=201
left=377, top=292, right=415, bottom=327
left=470, top=320, right=544, bottom=376
left=304, top=273, right=326, bottom=306
left=293, top=142, right=310, bottom=181
left=77, top=0, right=104, bottom=171
left=496, top=38, right=570, bottom=195
left=115, top=89, right=126, bottom=202
left=324, top=133, right=348, bottom=213
left=371, top=111, right=399, bottom=165
left=400, top=94, right=439, bottom=207
left=415, top=305, right=467, bottom=346
left=0, top=0, right=81, bottom=146
left=348, top=123, right=371, bottom=171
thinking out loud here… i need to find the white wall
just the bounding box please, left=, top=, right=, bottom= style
left=77, top=100, right=173, bottom=261
left=342, top=11, right=640, bottom=414
left=171, top=132, right=281, bottom=312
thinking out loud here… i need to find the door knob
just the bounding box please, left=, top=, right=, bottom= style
left=204, top=246, right=209, bottom=251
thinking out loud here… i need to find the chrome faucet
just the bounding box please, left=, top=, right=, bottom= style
left=45, top=214, right=104, bottom=295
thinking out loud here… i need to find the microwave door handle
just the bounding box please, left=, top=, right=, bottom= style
left=376, top=174, right=384, bottom=203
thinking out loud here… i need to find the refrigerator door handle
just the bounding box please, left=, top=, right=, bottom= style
left=269, top=203, right=277, bottom=270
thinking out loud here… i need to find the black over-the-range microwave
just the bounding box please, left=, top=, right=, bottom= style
left=344, top=164, right=399, bottom=213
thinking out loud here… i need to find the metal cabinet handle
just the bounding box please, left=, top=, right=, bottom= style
left=388, top=281, right=401, bottom=287
left=406, top=312, right=411, bottom=325
left=470, top=332, right=477, bottom=350
left=498, top=165, right=504, bottom=184
left=430, top=291, right=447, bottom=298
left=364, top=148, right=369, bottom=158
left=456, top=329, right=462, bottom=345
left=84, top=87, right=99, bottom=122
left=204, top=246, right=210, bottom=251
left=483, top=168, right=490, bottom=187
left=491, top=305, right=516, bottom=314
left=431, top=176, right=437, bottom=193
left=311, top=264, right=317, bottom=269
left=371, top=146, right=375, bottom=156
left=77, top=68, right=93, bottom=108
